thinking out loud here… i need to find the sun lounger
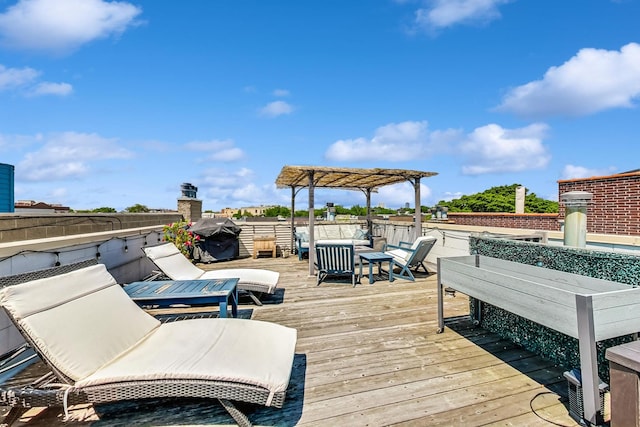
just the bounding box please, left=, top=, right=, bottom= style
left=144, top=243, right=279, bottom=305
left=0, top=263, right=297, bottom=426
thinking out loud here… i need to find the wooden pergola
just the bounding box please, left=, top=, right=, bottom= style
left=275, top=165, right=438, bottom=276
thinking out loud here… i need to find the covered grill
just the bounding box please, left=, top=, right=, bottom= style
left=190, top=218, right=241, bottom=262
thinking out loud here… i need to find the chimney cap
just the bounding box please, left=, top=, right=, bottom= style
left=560, top=191, right=593, bottom=206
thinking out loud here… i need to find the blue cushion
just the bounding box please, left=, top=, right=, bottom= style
left=354, top=229, right=368, bottom=240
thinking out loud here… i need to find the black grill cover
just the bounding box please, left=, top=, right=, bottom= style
left=191, top=218, right=241, bottom=263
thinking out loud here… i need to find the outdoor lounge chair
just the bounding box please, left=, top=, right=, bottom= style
left=383, top=236, right=437, bottom=281
left=315, top=241, right=357, bottom=287
left=0, top=263, right=297, bottom=427
left=144, top=243, right=279, bottom=305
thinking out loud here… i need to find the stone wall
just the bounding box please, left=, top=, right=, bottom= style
left=0, top=213, right=182, bottom=243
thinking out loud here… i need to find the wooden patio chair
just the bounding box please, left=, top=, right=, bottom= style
left=0, top=263, right=297, bottom=427
left=384, top=236, right=437, bottom=281
left=315, top=241, right=358, bottom=287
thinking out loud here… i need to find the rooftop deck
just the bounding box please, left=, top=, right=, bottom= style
left=4, top=254, right=584, bottom=426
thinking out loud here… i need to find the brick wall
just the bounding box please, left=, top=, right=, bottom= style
left=558, top=171, right=640, bottom=236
left=445, top=212, right=561, bottom=231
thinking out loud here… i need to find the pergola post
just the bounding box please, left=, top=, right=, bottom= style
left=290, top=186, right=296, bottom=254
left=308, top=171, right=315, bottom=277
left=413, top=177, right=422, bottom=239
left=366, top=188, right=373, bottom=239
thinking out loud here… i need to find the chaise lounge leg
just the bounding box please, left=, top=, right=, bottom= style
left=218, top=398, right=252, bottom=427
left=242, top=290, right=263, bottom=306
left=0, top=406, right=28, bottom=427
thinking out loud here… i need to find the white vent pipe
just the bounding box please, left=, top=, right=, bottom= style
left=560, top=191, right=593, bottom=248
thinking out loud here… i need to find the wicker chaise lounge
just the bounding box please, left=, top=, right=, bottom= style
left=144, top=243, right=280, bottom=305
left=0, top=263, right=297, bottom=426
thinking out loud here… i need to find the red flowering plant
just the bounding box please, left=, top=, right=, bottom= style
left=162, top=221, right=201, bottom=258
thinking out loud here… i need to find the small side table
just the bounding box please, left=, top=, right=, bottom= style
left=124, top=278, right=239, bottom=318
left=253, top=235, right=276, bottom=259
left=359, top=252, right=394, bottom=284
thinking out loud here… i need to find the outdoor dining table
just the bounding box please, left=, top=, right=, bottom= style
left=124, top=278, right=239, bottom=318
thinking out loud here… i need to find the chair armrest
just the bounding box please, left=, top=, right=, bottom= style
left=385, top=243, right=416, bottom=253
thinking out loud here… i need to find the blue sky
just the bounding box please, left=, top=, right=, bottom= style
left=1, top=0, right=640, bottom=212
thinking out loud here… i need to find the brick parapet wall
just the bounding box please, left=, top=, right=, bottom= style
left=559, top=172, right=640, bottom=236
left=445, top=212, right=561, bottom=231
left=0, top=213, right=183, bottom=243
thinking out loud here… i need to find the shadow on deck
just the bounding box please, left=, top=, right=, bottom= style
left=2, top=255, right=584, bottom=426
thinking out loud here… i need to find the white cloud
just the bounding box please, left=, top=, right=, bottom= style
left=0, top=64, right=39, bottom=90
left=184, top=139, right=245, bottom=162
left=273, top=89, right=290, bottom=97
left=414, top=0, right=510, bottom=32
left=17, top=131, right=133, bottom=181
left=0, top=0, right=142, bottom=54
left=459, top=123, right=550, bottom=174
left=374, top=182, right=433, bottom=208
left=259, top=100, right=294, bottom=118
left=440, top=191, right=464, bottom=202
left=199, top=168, right=288, bottom=208
left=29, top=81, right=73, bottom=96
left=0, top=63, right=73, bottom=96
left=325, top=120, right=460, bottom=162
left=497, top=43, right=640, bottom=118
left=560, top=164, right=617, bottom=180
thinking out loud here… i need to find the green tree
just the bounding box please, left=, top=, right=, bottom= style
left=372, top=206, right=397, bottom=215
left=264, top=206, right=291, bottom=217
left=437, top=184, right=558, bottom=213
left=92, top=207, right=117, bottom=213
left=125, top=204, right=150, bottom=213
left=349, top=205, right=368, bottom=216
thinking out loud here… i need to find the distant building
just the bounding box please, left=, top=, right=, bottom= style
left=14, top=200, right=71, bottom=214
left=0, top=163, right=14, bottom=213
left=218, top=205, right=275, bottom=218
left=240, top=205, right=275, bottom=217
left=219, top=207, right=240, bottom=218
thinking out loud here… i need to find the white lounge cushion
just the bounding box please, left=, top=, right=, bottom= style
left=316, top=240, right=355, bottom=246
left=201, top=269, right=279, bottom=293
left=386, top=236, right=437, bottom=267
left=144, top=243, right=205, bottom=280
left=144, top=243, right=279, bottom=292
left=0, top=264, right=160, bottom=381
left=386, top=249, right=411, bottom=265
left=77, top=318, right=297, bottom=400
left=0, top=264, right=298, bottom=406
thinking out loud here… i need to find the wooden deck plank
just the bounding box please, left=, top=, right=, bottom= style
left=3, top=255, right=586, bottom=426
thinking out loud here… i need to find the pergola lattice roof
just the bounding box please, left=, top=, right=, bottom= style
left=275, top=165, right=438, bottom=191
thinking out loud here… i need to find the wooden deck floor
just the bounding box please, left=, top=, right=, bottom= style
left=5, top=254, right=585, bottom=426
